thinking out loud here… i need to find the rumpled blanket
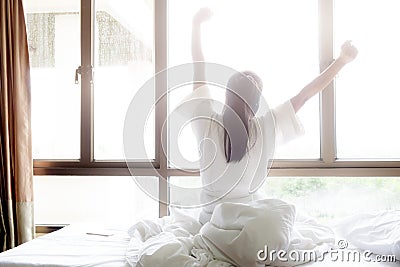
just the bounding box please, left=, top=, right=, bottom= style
left=334, top=210, right=400, bottom=260
left=125, top=199, right=335, bottom=267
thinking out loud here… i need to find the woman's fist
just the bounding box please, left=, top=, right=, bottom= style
left=339, top=40, right=358, bottom=64
left=193, top=8, right=213, bottom=24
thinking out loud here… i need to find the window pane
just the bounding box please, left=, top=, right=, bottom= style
left=25, top=1, right=81, bottom=159
left=170, top=176, right=400, bottom=223
left=263, top=177, right=400, bottom=222
left=168, top=0, right=320, bottom=169
left=94, top=0, right=155, bottom=160
left=335, top=0, right=400, bottom=159
left=169, top=176, right=202, bottom=206
left=169, top=176, right=203, bottom=218
left=34, top=176, right=159, bottom=225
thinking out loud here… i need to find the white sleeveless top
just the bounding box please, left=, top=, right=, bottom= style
left=178, top=86, right=304, bottom=224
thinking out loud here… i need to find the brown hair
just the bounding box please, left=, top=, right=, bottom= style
left=223, top=71, right=263, bottom=163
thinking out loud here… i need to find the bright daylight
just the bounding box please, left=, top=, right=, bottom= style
left=0, top=0, right=399, bottom=266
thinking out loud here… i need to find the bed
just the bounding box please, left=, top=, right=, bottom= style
left=0, top=224, right=131, bottom=267
left=0, top=200, right=398, bottom=267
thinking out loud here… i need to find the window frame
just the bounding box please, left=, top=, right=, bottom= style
left=32, top=0, right=400, bottom=220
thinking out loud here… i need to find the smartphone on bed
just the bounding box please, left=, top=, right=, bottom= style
left=86, top=229, right=114, bottom=237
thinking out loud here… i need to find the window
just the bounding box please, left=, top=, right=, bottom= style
left=94, top=0, right=155, bottom=160
left=34, top=176, right=159, bottom=225
left=168, top=0, right=320, bottom=161
left=26, top=3, right=81, bottom=160
left=335, top=0, right=400, bottom=159
left=169, top=176, right=400, bottom=222
left=26, top=0, right=400, bottom=225
left=264, top=177, right=400, bottom=222
left=25, top=0, right=159, bottom=224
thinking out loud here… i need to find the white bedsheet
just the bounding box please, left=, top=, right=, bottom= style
left=0, top=224, right=131, bottom=267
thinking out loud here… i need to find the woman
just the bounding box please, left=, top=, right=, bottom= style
left=189, top=8, right=358, bottom=224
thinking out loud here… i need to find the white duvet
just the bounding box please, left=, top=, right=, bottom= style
left=0, top=202, right=398, bottom=267
left=126, top=199, right=335, bottom=267
left=334, top=210, right=400, bottom=260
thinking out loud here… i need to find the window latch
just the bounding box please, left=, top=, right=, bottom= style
left=75, top=66, right=82, bottom=84
left=75, top=65, right=94, bottom=84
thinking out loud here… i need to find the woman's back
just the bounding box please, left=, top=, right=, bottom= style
left=185, top=85, right=302, bottom=224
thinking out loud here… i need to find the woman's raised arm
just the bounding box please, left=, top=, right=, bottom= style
left=192, top=8, right=213, bottom=90
left=290, top=41, right=358, bottom=113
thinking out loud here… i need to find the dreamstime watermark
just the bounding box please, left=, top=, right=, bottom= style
left=257, top=240, right=397, bottom=263
left=123, top=62, right=276, bottom=208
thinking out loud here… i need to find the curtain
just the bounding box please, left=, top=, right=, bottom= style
left=0, top=0, right=34, bottom=251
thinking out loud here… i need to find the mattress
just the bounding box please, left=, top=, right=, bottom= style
left=0, top=224, right=131, bottom=267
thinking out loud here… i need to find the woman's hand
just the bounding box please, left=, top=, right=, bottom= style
left=339, top=40, right=358, bottom=64
left=193, top=8, right=213, bottom=25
